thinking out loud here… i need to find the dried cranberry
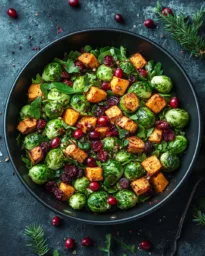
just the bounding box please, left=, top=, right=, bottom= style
left=63, top=79, right=73, bottom=87
left=170, top=97, right=179, bottom=108
left=114, top=68, right=123, bottom=78
left=114, top=14, right=124, bottom=23
left=119, top=178, right=129, bottom=189
left=139, top=240, right=152, bottom=251
left=97, top=149, right=109, bottom=162
left=64, top=164, right=78, bottom=178
left=128, top=75, right=136, bottom=84
left=89, top=131, right=101, bottom=140
left=144, top=141, right=155, bottom=155
left=101, top=82, right=111, bottom=91
left=54, top=188, right=64, bottom=201
left=51, top=216, right=61, bottom=226
left=89, top=182, right=100, bottom=191
left=91, top=141, right=103, bottom=152
left=103, top=55, right=114, bottom=67
left=60, top=173, right=72, bottom=184
left=97, top=116, right=110, bottom=127
left=51, top=137, right=60, bottom=148
left=81, top=237, right=93, bottom=247
left=60, top=71, right=70, bottom=79
left=155, top=120, right=170, bottom=130
left=163, top=128, right=175, bottom=142
left=76, top=168, right=84, bottom=178
left=73, top=129, right=83, bottom=139
left=37, top=119, right=46, bottom=130
left=40, top=142, right=51, bottom=155
left=45, top=180, right=57, bottom=193
left=107, top=196, right=117, bottom=205
left=7, top=8, right=17, bottom=18
left=162, top=7, right=173, bottom=16
left=138, top=69, right=148, bottom=78
left=107, top=96, right=120, bottom=107
left=74, top=60, right=84, bottom=72
left=68, top=0, right=79, bottom=7
left=65, top=238, right=75, bottom=249
left=144, top=19, right=156, bottom=29
left=94, top=106, right=106, bottom=117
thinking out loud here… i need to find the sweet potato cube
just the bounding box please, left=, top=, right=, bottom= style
left=86, top=86, right=107, bottom=103
left=117, top=116, right=138, bottom=134
left=141, top=155, right=162, bottom=176
left=78, top=116, right=97, bottom=133
left=95, top=127, right=110, bottom=138
left=63, top=144, right=88, bottom=163
left=28, top=84, right=42, bottom=102
left=127, top=136, right=145, bottom=153
left=28, top=146, right=44, bottom=165
left=129, top=53, right=147, bottom=69
left=145, top=94, right=167, bottom=114
left=131, top=177, right=150, bottom=195
left=148, top=128, right=163, bottom=144
left=78, top=53, right=99, bottom=68
left=63, top=108, right=79, bottom=126
left=121, top=93, right=139, bottom=113
left=110, top=76, right=130, bottom=96
left=59, top=182, right=75, bottom=201
left=150, top=172, right=169, bottom=193
left=105, top=105, right=123, bottom=124
left=85, top=167, right=103, bottom=182
left=17, top=118, right=37, bottom=134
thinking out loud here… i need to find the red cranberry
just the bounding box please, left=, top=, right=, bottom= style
left=155, top=120, right=170, bottom=130
left=51, top=137, right=60, bottom=148
left=52, top=216, right=61, bottom=226
left=60, top=173, right=72, bottom=184
left=7, top=8, right=17, bottom=18
left=162, top=7, right=173, bottom=16
left=54, top=188, right=64, bottom=201
left=97, top=116, right=110, bottom=127
left=128, top=75, right=136, bottom=84
left=89, top=131, right=101, bottom=140
left=94, top=106, right=106, bottom=117
left=107, top=196, right=117, bottom=205
left=144, top=141, right=155, bottom=156
left=170, top=97, right=179, bottom=108
left=89, top=182, right=100, bottom=191
left=111, top=128, right=119, bottom=137
left=103, top=55, right=114, bottom=67
left=60, top=71, right=70, bottom=79
left=114, top=68, right=123, bottom=78
left=119, top=178, right=129, bottom=189
left=114, top=14, right=124, bottom=23
left=87, top=157, right=97, bottom=167
left=65, top=238, right=75, bottom=249
left=81, top=237, right=92, bottom=247
left=91, top=141, right=103, bottom=152
left=73, top=129, right=83, bottom=139
left=101, top=82, right=111, bottom=91
left=74, top=60, right=84, bottom=72
left=138, top=68, right=148, bottom=78
left=139, top=240, right=152, bottom=251
left=97, top=149, right=109, bottom=162
left=144, top=19, right=156, bottom=29
left=45, top=180, right=57, bottom=193
left=163, top=128, right=175, bottom=142
left=37, top=119, right=46, bottom=130
left=64, top=164, right=78, bottom=178
left=63, top=79, right=73, bottom=87
left=107, top=96, right=120, bottom=107
left=68, top=0, right=79, bottom=7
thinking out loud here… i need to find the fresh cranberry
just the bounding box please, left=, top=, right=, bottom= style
left=97, top=116, right=110, bottom=127
left=97, top=149, right=109, bottom=162
left=114, top=68, right=123, bottom=78
left=60, top=71, right=70, bottom=79
left=7, top=8, right=17, bottom=18
left=144, top=141, right=155, bottom=155
left=114, top=14, right=124, bottom=23
left=89, top=131, right=101, bottom=140
left=40, top=142, right=51, bottom=154
left=51, top=137, right=60, bottom=148
left=73, top=129, right=83, bottom=139
left=37, top=119, right=46, bottom=130
left=144, top=19, right=156, bottom=29
left=74, top=60, right=84, bottom=72
left=60, top=173, right=72, bottom=184
left=94, top=106, right=106, bottom=117
left=65, top=238, right=75, bottom=249
left=162, top=7, right=173, bottom=16
left=111, top=128, right=119, bottom=137
left=170, top=97, right=179, bottom=108
left=68, top=0, right=79, bottom=7
left=138, top=68, right=148, bottom=78
left=64, top=164, right=78, bottom=178
left=107, top=196, right=117, bottom=205
left=89, top=182, right=100, bottom=191
left=87, top=157, right=97, bottom=167
left=119, top=178, right=129, bottom=189
left=107, top=96, right=120, bottom=107
left=81, top=237, right=92, bottom=247
left=139, top=240, right=152, bottom=251
left=45, top=181, right=57, bottom=193
left=51, top=216, right=61, bottom=226
left=103, top=55, right=114, bottom=67
left=155, top=120, right=170, bottom=130
left=101, top=82, right=111, bottom=91
left=163, top=128, right=175, bottom=142
left=54, top=188, right=64, bottom=201
left=63, top=79, right=73, bottom=87
left=91, top=141, right=103, bottom=152
left=128, top=75, right=136, bottom=84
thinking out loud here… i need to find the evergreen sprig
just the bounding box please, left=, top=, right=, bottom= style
left=24, top=224, right=49, bottom=256
left=153, top=2, right=205, bottom=57
left=193, top=210, right=205, bottom=226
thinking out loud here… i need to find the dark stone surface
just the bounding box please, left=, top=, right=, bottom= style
left=0, top=0, right=205, bottom=255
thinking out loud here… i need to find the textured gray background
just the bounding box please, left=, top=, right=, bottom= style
left=0, top=0, right=205, bottom=255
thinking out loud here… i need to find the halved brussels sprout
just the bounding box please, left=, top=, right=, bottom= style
left=165, top=108, right=189, bottom=129
left=151, top=75, right=173, bottom=93
left=72, top=76, right=85, bottom=92
left=115, top=190, right=138, bottom=210
left=135, top=107, right=156, bottom=128
left=128, top=81, right=152, bottom=99
left=24, top=133, right=42, bottom=150
left=44, top=119, right=65, bottom=139
left=160, top=151, right=180, bottom=172
left=119, top=61, right=135, bottom=75
left=168, top=135, right=188, bottom=154
left=96, top=64, right=113, bottom=81
left=70, top=95, right=90, bottom=114
left=103, top=160, right=123, bottom=187
left=47, top=88, right=70, bottom=106
left=119, top=93, right=139, bottom=113
left=45, top=102, right=64, bottom=119
left=73, top=177, right=90, bottom=194
left=20, top=105, right=32, bottom=119
left=69, top=193, right=87, bottom=210
left=115, top=150, right=132, bottom=163
left=42, top=62, right=62, bottom=82
left=87, top=191, right=110, bottom=213
left=28, top=164, right=53, bottom=184
left=124, top=162, right=146, bottom=181
left=45, top=149, right=65, bottom=170
left=102, top=137, right=118, bottom=152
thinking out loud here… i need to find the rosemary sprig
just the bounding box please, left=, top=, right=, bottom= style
left=113, top=237, right=137, bottom=256
left=24, top=224, right=49, bottom=256
left=153, top=2, right=205, bottom=57
left=193, top=210, right=205, bottom=225
left=98, top=234, right=112, bottom=256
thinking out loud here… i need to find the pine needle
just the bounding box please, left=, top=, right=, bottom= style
left=193, top=210, right=205, bottom=226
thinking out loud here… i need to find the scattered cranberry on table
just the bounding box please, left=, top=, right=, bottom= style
left=65, top=238, right=75, bottom=249
left=89, top=181, right=100, bottom=191
left=138, top=68, right=148, bottom=78
left=97, top=116, right=110, bottom=127
left=144, top=19, right=156, bottom=29
left=81, top=237, right=93, bottom=247
left=162, top=7, right=173, bottom=16
left=107, top=196, right=117, bottom=205
left=51, top=137, right=60, bottom=148
left=103, top=55, right=114, bottom=67
left=7, top=8, right=17, bottom=18
left=101, top=82, right=111, bottom=91
left=73, top=129, right=83, bottom=139
left=51, top=216, right=61, bottom=226
left=37, top=119, right=46, bottom=130
left=68, top=0, right=79, bottom=7
left=114, top=14, right=124, bottom=23
left=139, top=240, right=152, bottom=251
left=114, top=68, right=123, bottom=78
left=87, top=157, right=97, bottom=167
left=170, top=97, right=179, bottom=108
left=89, top=131, right=101, bottom=140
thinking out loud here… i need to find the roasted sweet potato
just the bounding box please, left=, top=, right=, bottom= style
left=129, top=53, right=147, bottom=69
left=117, top=116, right=138, bottom=134
left=78, top=53, right=99, bottom=68
left=63, top=144, right=88, bottom=163
left=85, top=167, right=103, bottom=182
left=148, top=128, right=163, bottom=144
left=28, top=84, right=42, bottom=102
left=77, top=116, right=97, bottom=133
left=59, top=182, right=75, bottom=201
left=63, top=108, right=80, bottom=126
left=145, top=94, right=167, bottom=114
left=105, top=105, right=123, bottom=124
left=28, top=146, right=44, bottom=165
left=150, top=172, right=169, bottom=193
left=141, top=155, right=162, bottom=176
left=86, top=86, right=107, bottom=103
left=110, top=76, right=130, bottom=96
left=127, top=136, right=145, bottom=153
left=17, top=118, right=37, bottom=134
left=131, top=177, right=150, bottom=195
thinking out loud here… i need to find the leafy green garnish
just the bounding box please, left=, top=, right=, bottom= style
left=32, top=74, right=44, bottom=84
left=98, top=46, right=128, bottom=63
left=22, top=156, right=32, bottom=169
left=23, top=96, right=42, bottom=119
left=159, top=93, right=172, bottom=102
left=84, top=45, right=92, bottom=52
left=155, top=140, right=168, bottom=153
left=41, top=82, right=82, bottom=96
left=54, top=58, right=80, bottom=73
left=117, top=126, right=129, bottom=139
left=145, top=60, right=163, bottom=80
left=137, top=125, right=146, bottom=139
left=83, top=73, right=100, bottom=92
left=147, top=127, right=154, bottom=137
left=193, top=210, right=205, bottom=226
left=67, top=50, right=81, bottom=60
left=98, top=234, right=112, bottom=256
left=53, top=249, right=60, bottom=256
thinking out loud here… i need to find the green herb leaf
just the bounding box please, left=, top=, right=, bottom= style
left=98, top=234, right=112, bottom=256
left=64, top=59, right=80, bottom=73
left=22, top=156, right=32, bottom=169
left=41, top=82, right=82, bottom=95
left=32, top=74, right=44, bottom=84
left=117, top=126, right=129, bottom=139
left=68, top=50, right=81, bottom=60
left=193, top=210, right=205, bottom=226
left=120, top=46, right=127, bottom=59
left=98, top=50, right=112, bottom=64
left=159, top=93, right=172, bottom=102
left=84, top=45, right=92, bottom=52
left=138, top=195, right=150, bottom=202
left=53, top=249, right=60, bottom=256
left=137, top=125, right=146, bottom=139
left=113, top=237, right=137, bottom=256
left=24, top=96, right=42, bottom=119
left=147, top=127, right=154, bottom=137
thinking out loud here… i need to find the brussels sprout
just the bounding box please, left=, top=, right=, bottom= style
left=69, top=193, right=87, bottom=210
left=20, top=105, right=32, bottom=119
left=87, top=191, right=110, bottom=213
left=102, top=137, right=118, bottom=152
left=160, top=152, right=180, bottom=172
left=96, top=64, right=113, bottom=81
left=45, top=102, right=64, bottom=119
left=45, top=149, right=65, bottom=170
left=119, top=61, right=135, bottom=75
left=119, top=93, right=139, bottom=114
left=151, top=75, right=173, bottom=93
left=115, top=150, right=132, bottom=163
left=28, top=164, right=53, bottom=184
left=73, top=76, right=85, bottom=92
left=70, top=95, right=90, bottom=114
left=128, top=81, right=152, bottom=99
left=44, top=119, right=65, bottom=139
left=24, top=133, right=42, bottom=150
left=115, top=190, right=138, bottom=210
left=103, top=160, right=123, bottom=187
left=165, top=108, right=189, bottom=129
left=42, top=62, right=62, bottom=82
left=168, top=135, right=188, bottom=154
left=47, top=88, right=70, bottom=106
left=135, top=107, right=155, bottom=128
left=73, top=177, right=90, bottom=193
left=124, top=162, right=146, bottom=181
